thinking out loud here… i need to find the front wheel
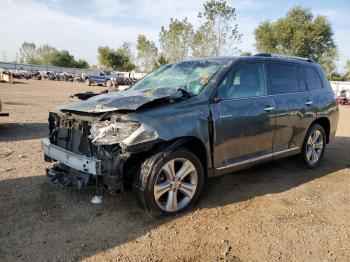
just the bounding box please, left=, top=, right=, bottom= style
left=134, top=148, right=204, bottom=216
left=300, top=124, right=326, bottom=168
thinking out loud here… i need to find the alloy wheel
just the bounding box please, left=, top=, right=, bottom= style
left=153, top=158, right=198, bottom=212
left=306, top=129, right=324, bottom=164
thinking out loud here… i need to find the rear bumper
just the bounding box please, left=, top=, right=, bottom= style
left=41, top=138, right=101, bottom=176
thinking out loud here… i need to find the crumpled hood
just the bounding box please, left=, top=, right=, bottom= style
left=60, top=87, right=180, bottom=113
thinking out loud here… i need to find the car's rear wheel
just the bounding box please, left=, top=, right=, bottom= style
left=85, top=78, right=91, bottom=86
left=300, top=124, right=326, bottom=168
left=134, top=148, right=204, bottom=216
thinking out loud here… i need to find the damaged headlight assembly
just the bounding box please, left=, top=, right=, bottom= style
left=90, top=121, right=140, bottom=145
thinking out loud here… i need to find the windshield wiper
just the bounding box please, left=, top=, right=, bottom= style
left=177, top=86, right=194, bottom=98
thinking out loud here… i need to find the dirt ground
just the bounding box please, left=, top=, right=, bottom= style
left=0, top=79, right=349, bottom=262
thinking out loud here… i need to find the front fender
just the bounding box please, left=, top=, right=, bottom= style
left=121, top=97, right=213, bottom=168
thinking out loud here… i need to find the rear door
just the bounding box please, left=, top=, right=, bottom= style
left=266, top=62, right=315, bottom=152
left=210, top=61, right=276, bottom=171
left=303, top=65, right=333, bottom=116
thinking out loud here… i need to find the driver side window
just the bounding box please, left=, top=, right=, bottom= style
left=218, top=62, right=267, bottom=100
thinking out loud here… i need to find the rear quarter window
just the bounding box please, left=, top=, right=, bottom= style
left=303, top=66, right=323, bottom=90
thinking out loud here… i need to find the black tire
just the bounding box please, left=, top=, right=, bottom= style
left=133, top=147, right=205, bottom=216
left=85, top=78, right=91, bottom=86
left=106, top=80, right=112, bottom=89
left=300, top=124, right=326, bottom=169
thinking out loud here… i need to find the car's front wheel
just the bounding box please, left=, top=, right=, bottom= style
left=300, top=124, right=326, bottom=168
left=134, top=148, right=204, bottom=216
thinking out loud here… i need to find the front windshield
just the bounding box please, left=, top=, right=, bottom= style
left=131, top=60, right=225, bottom=95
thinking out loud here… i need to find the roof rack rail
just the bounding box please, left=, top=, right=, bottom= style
left=254, top=53, right=315, bottom=62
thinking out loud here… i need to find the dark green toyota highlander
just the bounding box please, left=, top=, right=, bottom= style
left=42, top=54, right=339, bottom=215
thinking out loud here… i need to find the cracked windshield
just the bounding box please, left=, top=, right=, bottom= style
left=131, top=61, right=225, bottom=95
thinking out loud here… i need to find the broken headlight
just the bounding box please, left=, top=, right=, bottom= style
left=90, top=121, right=140, bottom=146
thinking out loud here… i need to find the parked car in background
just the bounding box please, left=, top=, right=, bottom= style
left=83, top=71, right=133, bottom=88
left=42, top=54, right=339, bottom=216
left=337, top=90, right=349, bottom=105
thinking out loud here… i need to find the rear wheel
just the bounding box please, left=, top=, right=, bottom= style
left=134, top=148, right=204, bottom=216
left=300, top=124, right=326, bottom=168
left=85, top=78, right=91, bottom=86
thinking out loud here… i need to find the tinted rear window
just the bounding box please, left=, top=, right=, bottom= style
left=268, top=63, right=299, bottom=94
left=303, top=66, right=323, bottom=90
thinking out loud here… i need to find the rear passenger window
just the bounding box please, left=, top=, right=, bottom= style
left=268, top=63, right=299, bottom=94
left=303, top=66, right=323, bottom=90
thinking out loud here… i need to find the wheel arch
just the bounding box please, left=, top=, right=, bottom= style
left=309, top=117, right=330, bottom=143
left=174, top=136, right=208, bottom=173
left=122, top=136, right=209, bottom=190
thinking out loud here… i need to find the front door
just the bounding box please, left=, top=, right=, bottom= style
left=210, top=62, right=276, bottom=173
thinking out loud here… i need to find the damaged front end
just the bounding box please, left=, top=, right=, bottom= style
left=42, top=110, right=156, bottom=192
left=41, top=71, right=216, bottom=196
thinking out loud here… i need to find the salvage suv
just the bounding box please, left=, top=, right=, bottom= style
left=42, top=54, right=339, bottom=215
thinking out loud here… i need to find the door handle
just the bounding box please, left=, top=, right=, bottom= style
left=305, top=101, right=314, bottom=106
left=264, top=106, right=275, bottom=112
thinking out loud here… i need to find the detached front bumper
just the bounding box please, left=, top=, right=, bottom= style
left=41, top=138, right=101, bottom=176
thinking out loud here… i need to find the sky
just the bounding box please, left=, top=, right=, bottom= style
left=0, top=0, right=349, bottom=71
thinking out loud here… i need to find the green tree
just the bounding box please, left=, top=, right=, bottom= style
left=19, top=42, right=39, bottom=64
left=97, top=46, right=114, bottom=68
left=50, top=50, right=75, bottom=67
left=117, top=42, right=136, bottom=71
left=254, top=6, right=337, bottom=62
left=345, top=60, right=350, bottom=75
left=159, top=17, right=194, bottom=62
left=73, top=59, right=90, bottom=69
left=192, top=0, right=241, bottom=57
left=97, top=45, right=135, bottom=71
left=37, top=44, right=57, bottom=65
left=152, top=53, right=169, bottom=70
left=136, top=34, right=158, bottom=72
left=318, top=48, right=338, bottom=78
left=120, top=42, right=135, bottom=61
left=19, top=42, right=89, bottom=68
